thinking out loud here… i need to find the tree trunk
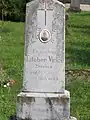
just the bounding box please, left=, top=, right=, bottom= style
left=1, top=0, right=5, bottom=30
left=1, top=9, right=4, bottom=30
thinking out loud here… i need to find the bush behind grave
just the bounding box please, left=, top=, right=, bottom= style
left=0, top=0, right=31, bottom=22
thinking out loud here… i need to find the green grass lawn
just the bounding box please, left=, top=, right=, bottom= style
left=0, top=11, right=90, bottom=120
left=0, top=21, right=24, bottom=120
left=66, top=12, right=90, bottom=69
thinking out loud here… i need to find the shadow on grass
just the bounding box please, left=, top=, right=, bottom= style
left=69, top=24, right=90, bottom=29
left=66, top=19, right=90, bottom=68
left=75, top=12, right=90, bottom=17
left=0, top=27, right=11, bottom=33
left=72, top=28, right=90, bottom=36
left=66, top=45, right=90, bottom=67
left=8, top=115, right=17, bottom=120
left=67, top=21, right=90, bottom=36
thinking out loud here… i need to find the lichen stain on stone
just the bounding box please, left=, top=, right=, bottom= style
left=17, top=96, right=35, bottom=104
left=46, top=97, right=62, bottom=106
left=60, top=97, right=69, bottom=105
left=45, top=98, right=53, bottom=110
left=50, top=97, right=61, bottom=103
left=45, top=97, right=69, bottom=107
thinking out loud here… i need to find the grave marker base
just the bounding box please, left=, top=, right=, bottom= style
left=16, top=90, right=76, bottom=120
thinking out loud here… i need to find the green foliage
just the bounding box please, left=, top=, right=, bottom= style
left=0, top=0, right=31, bottom=21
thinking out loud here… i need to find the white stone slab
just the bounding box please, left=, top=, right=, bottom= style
left=23, top=0, right=65, bottom=93
left=17, top=90, right=70, bottom=120
left=18, top=90, right=70, bottom=98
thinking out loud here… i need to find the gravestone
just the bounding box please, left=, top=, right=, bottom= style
left=16, top=0, right=77, bottom=120
left=70, top=0, right=81, bottom=12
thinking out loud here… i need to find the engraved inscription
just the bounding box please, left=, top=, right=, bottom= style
left=26, top=56, right=61, bottom=63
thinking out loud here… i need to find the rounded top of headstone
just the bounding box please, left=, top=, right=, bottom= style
left=26, top=0, right=65, bottom=7
left=26, top=0, right=38, bottom=7
left=53, top=0, right=65, bottom=7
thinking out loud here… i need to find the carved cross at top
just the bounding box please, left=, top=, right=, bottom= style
left=39, top=0, right=53, bottom=26
left=45, top=1, right=47, bottom=25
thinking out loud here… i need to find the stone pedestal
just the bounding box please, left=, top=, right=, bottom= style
left=17, top=90, right=71, bottom=120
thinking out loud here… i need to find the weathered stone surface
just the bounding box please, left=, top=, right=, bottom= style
left=17, top=90, right=70, bottom=120
left=16, top=0, right=77, bottom=120
left=23, top=0, right=65, bottom=93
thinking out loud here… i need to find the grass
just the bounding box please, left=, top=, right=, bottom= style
left=0, top=21, right=24, bottom=120
left=66, top=79, right=90, bottom=120
left=0, top=11, right=90, bottom=120
left=66, top=12, right=90, bottom=69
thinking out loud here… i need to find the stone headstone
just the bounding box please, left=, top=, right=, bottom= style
left=70, top=0, right=81, bottom=12
left=23, top=0, right=65, bottom=93
left=16, top=0, right=77, bottom=120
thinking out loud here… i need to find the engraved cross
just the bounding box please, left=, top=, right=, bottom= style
left=39, top=0, right=53, bottom=26
left=45, top=1, right=47, bottom=26
left=44, top=1, right=53, bottom=26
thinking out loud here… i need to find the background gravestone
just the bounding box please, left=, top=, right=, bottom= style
left=70, top=0, right=81, bottom=12
left=16, top=0, right=77, bottom=120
